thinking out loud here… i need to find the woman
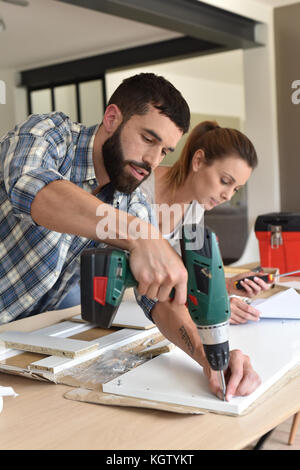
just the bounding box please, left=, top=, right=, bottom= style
left=142, top=120, right=269, bottom=324
left=106, top=120, right=263, bottom=400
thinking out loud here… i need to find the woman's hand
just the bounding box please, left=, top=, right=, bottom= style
left=226, top=271, right=270, bottom=298
left=229, top=297, right=261, bottom=324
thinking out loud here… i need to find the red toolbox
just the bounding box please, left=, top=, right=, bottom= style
left=255, top=212, right=300, bottom=275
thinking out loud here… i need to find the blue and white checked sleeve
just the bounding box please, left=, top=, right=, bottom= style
left=3, top=134, right=67, bottom=224
left=134, top=291, right=157, bottom=323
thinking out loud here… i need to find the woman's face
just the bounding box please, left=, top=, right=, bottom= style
left=190, top=151, right=253, bottom=210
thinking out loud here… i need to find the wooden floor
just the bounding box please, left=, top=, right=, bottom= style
left=246, top=415, right=300, bottom=450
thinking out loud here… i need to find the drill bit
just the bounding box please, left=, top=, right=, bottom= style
left=219, top=370, right=226, bottom=401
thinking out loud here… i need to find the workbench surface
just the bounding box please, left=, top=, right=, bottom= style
left=1, top=286, right=300, bottom=450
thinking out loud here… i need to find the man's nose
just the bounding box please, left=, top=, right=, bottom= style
left=143, top=147, right=163, bottom=170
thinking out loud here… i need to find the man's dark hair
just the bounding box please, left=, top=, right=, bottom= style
left=107, top=73, right=190, bottom=134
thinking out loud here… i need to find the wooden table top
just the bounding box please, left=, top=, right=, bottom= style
left=1, top=281, right=300, bottom=450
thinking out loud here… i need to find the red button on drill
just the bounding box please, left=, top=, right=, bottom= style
left=93, top=276, right=108, bottom=305
left=188, top=294, right=198, bottom=306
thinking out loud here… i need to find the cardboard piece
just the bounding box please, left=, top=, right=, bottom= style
left=64, top=387, right=205, bottom=415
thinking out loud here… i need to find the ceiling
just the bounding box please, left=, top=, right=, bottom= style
left=0, top=0, right=299, bottom=83
left=0, top=0, right=181, bottom=70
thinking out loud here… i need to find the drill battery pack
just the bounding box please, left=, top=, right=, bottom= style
left=255, top=212, right=300, bottom=275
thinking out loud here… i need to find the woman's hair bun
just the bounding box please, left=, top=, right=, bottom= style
left=200, top=120, right=220, bottom=133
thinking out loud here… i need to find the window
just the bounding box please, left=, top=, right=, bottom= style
left=28, top=77, right=106, bottom=125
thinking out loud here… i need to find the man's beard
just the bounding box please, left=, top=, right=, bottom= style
left=102, top=125, right=151, bottom=194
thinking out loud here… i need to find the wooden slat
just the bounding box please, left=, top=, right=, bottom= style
left=0, top=331, right=98, bottom=359
left=28, top=328, right=160, bottom=375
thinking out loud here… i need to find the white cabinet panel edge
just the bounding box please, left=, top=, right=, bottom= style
left=104, top=319, right=300, bottom=416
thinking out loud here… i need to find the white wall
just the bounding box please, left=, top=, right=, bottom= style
left=200, top=0, right=281, bottom=229
left=243, top=31, right=281, bottom=227
left=14, top=73, right=27, bottom=126
left=107, top=67, right=245, bottom=119
left=199, top=0, right=271, bottom=22
left=0, top=69, right=18, bottom=138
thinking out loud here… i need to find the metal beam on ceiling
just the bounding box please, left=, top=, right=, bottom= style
left=21, top=0, right=264, bottom=90
left=58, top=0, right=263, bottom=50
left=21, top=36, right=223, bottom=89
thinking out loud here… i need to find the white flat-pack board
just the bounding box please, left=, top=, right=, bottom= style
left=73, top=300, right=154, bottom=330
left=112, top=301, right=155, bottom=329
left=103, top=319, right=300, bottom=415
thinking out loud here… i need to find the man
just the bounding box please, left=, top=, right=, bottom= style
left=0, top=73, right=260, bottom=399
left=0, top=73, right=189, bottom=323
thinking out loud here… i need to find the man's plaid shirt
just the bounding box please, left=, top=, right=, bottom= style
left=0, top=112, right=155, bottom=324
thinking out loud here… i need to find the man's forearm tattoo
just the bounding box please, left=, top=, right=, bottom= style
left=179, top=326, right=194, bottom=356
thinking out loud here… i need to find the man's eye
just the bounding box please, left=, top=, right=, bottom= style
left=142, top=135, right=152, bottom=143
left=221, top=178, right=229, bottom=185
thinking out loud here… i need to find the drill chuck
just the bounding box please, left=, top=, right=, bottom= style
left=197, top=321, right=230, bottom=371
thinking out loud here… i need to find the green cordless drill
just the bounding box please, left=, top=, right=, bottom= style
left=80, top=226, right=230, bottom=399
